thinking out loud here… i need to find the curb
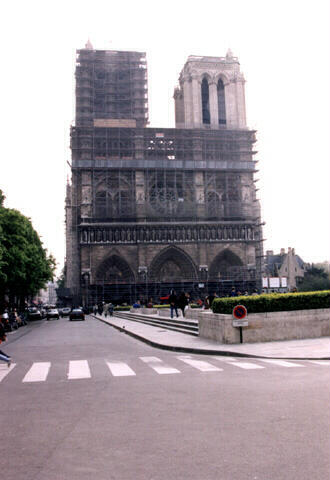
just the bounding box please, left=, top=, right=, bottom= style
left=93, top=315, right=330, bottom=361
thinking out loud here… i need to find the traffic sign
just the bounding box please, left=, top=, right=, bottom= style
left=232, top=319, right=249, bottom=327
left=232, top=304, right=247, bottom=320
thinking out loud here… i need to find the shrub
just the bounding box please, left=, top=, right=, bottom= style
left=212, top=291, right=330, bottom=314
left=114, top=306, right=131, bottom=311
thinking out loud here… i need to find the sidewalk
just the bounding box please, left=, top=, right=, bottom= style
left=94, top=313, right=330, bottom=360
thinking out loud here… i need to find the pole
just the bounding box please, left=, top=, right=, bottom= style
left=239, top=326, right=243, bottom=344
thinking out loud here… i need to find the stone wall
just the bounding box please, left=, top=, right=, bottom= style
left=188, top=308, right=330, bottom=344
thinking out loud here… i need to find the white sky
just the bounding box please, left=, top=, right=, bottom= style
left=1, top=0, right=329, bottom=276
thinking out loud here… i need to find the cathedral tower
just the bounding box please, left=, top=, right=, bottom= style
left=66, top=45, right=263, bottom=305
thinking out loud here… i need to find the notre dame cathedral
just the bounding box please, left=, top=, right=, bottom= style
left=65, top=41, right=263, bottom=305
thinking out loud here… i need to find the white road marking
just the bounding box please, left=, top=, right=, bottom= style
left=23, top=362, right=51, bottom=382
left=68, top=360, right=91, bottom=379
left=177, top=356, right=223, bottom=372
left=107, top=361, right=136, bottom=376
left=227, top=361, right=264, bottom=370
left=0, top=363, right=16, bottom=382
left=308, top=360, right=330, bottom=366
left=259, top=359, right=304, bottom=368
left=214, top=357, right=238, bottom=362
left=140, top=356, right=180, bottom=374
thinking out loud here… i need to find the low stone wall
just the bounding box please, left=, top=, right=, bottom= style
left=157, top=308, right=184, bottom=318
left=188, top=308, right=330, bottom=344
left=130, top=307, right=158, bottom=315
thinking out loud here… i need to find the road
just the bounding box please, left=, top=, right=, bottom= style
left=0, top=315, right=329, bottom=480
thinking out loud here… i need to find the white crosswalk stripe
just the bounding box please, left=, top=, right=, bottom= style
left=68, top=360, right=91, bottom=379
left=226, top=361, right=264, bottom=370
left=1, top=356, right=327, bottom=385
left=23, top=362, right=51, bottom=382
left=140, top=356, right=180, bottom=374
left=0, top=363, right=16, bottom=382
left=107, top=361, right=136, bottom=376
left=177, top=356, right=223, bottom=372
left=214, top=357, right=238, bottom=362
left=308, top=361, right=330, bottom=366
left=259, top=359, right=304, bottom=368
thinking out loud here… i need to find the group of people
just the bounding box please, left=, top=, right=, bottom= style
left=168, top=291, right=190, bottom=319
left=93, top=303, right=114, bottom=317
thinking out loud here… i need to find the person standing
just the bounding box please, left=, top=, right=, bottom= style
left=178, top=292, right=188, bottom=317
left=108, top=303, right=114, bottom=316
left=0, top=317, right=11, bottom=367
left=208, top=292, right=218, bottom=309
left=169, top=290, right=179, bottom=319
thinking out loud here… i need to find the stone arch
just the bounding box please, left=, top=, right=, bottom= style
left=217, top=78, right=226, bottom=125
left=201, top=77, right=211, bottom=125
left=209, top=249, right=244, bottom=280
left=199, top=72, right=212, bottom=83
left=95, top=254, right=135, bottom=284
left=214, top=72, right=230, bottom=86
left=149, top=246, right=198, bottom=282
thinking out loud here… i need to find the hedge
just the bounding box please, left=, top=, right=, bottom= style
left=212, top=291, right=330, bottom=314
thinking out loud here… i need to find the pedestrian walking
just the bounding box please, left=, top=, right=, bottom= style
left=169, top=290, right=179, bottom=319
left=0, top=317, right=11, bottom=367
left=108, top=303, right=114, bottom=316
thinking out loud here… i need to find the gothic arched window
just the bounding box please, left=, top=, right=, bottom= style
left=201, top=78, right=210, bottom=125
left=217, top=79, right=226, bottom=125
left=95, top=191, right=107, bottom=217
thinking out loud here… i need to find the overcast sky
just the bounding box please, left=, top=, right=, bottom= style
left=1, top=0, right=329, bottom=275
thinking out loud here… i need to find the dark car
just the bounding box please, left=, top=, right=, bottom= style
left=46, top=308, right=60, bottom=320
left=69, top=308, right=85, bottom=321
left=61, top=307, right=71, bottom=317
left=27, top=307, right=42, bottom=321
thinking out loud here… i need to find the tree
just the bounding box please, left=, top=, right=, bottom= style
left=298, top=265, right=330, bottom=292
left=0, top=196, right=56, bottom=307
left=56, top=263, right=66, bottom=289
left=0, top=189, right=7, bottom=284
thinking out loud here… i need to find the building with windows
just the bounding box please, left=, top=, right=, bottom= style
left=264, top=248, right=306, bottom=291
left=66, top=42, right=264, bottom=305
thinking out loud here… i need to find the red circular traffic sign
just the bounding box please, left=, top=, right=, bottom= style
left=233, top=304, right=247, bottom=319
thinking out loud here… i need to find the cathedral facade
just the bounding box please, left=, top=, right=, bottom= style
left=66, top=44, right=263, bottom=305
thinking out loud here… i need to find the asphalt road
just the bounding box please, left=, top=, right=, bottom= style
left=1, top=316, right=329, bottom=480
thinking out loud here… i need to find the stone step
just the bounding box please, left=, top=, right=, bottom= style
left=127, top=311, right=198, bottom=328
left=114, top=311, right=199, bottom=336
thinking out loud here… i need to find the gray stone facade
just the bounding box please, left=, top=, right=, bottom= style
left=66, top=44, right=264, bottom=305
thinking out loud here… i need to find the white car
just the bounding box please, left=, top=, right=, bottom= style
left=61, top=307, right=71, bottom=317
left=46, top=308, right=59, bottom=320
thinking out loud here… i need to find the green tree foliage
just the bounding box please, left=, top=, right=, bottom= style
left=56, top=263, right=66, bottom=289
left=298, top=266, right=330, bottom=292
left=0, top=190, right=6, bottom=283
left=0, top=196, right=56, bottom=302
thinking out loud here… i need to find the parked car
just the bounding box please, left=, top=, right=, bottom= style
left=27, top=307, right=42, bottom=321
left=46, top=308, right=59, bottom=320
left=61, top=307, right=71, bottom=317
left=69, top=308, right=85, bottom=321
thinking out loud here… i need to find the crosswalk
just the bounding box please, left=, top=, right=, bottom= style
left=0, top=357, right=328, bottom=385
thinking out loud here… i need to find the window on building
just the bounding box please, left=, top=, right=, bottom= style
left=217, top=79, right=226, bottom=125
left=201, top=78, right=210, bottom=124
